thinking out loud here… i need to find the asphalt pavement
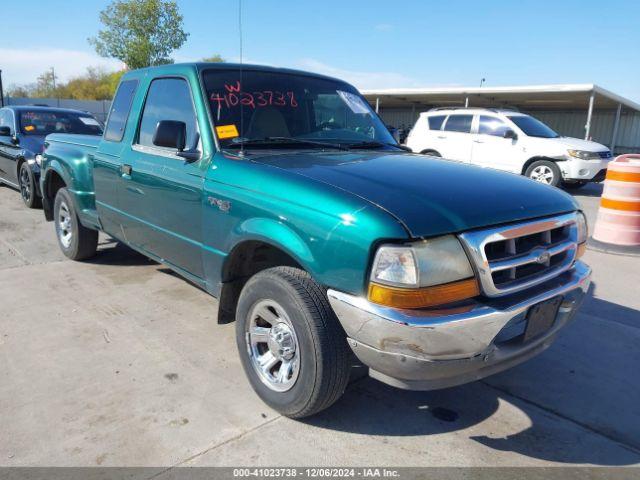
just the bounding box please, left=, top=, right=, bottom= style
left=0, top=181, right=638, bottom=468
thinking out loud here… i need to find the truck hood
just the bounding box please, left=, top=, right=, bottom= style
left=250, top=151, right=578, bottom=238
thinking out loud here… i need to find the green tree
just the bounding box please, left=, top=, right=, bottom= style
left=6, top=84, right=33, bottom=98
left=89, top=0, right=189, bottom=69
left=59, top=68, right=126, bottom=100
left=202, top=54, right=225, bottom=63
left=34, top=69, right=58, bottom=97
left=8, top=68, right=126, bottom=100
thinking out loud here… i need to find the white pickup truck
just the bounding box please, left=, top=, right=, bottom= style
left=406, top=107, right=612, bottom=188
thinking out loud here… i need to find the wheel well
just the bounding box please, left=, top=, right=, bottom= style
left=43, top=171, right=66, bottom=221
left=217, top=241, right=303, bottom=324
left=521, top=156, right=558, bottom=175
left=16, top=158, right=25, bottom=178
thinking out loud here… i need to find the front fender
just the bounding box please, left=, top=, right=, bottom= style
left=228, top=217, right=318, bottom=274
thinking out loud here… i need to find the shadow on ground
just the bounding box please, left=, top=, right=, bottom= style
left=569, top=182, right=604, bottom=198
left=86, top=239, right=155, bottom=267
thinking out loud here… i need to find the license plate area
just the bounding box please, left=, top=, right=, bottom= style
left=524, top=296, right=563, bottom=342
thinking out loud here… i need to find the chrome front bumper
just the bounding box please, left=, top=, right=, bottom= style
left=327, top=261, right=591, bottom=390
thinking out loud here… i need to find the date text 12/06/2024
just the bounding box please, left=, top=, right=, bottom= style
left=232, top=468, right=400, bottom=478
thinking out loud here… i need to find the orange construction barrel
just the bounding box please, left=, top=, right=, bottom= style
left=590, top=154, right=640, bottom=256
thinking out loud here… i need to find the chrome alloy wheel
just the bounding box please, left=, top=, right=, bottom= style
left=246, top=299, right=300, bottom=392
left=19, top=166, right=31, bottom=203
left=530, top=165, right=555, bottom=184
left=57, top=201, right=73, bottom=249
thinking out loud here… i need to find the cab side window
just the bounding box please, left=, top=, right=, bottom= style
left=478, top=116, right=509, bottom=137
left=104, top=80, right=138, bottom=142
left=427, top=115, right=446, bottom=131
left=0, top=110, right=13, bottom=134
left=443, top=115, right=473, bottom=133
left=137, top=78, right=198, bottom=151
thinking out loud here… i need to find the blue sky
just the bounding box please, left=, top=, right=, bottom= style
left=2, top=0, right=639, bottom=101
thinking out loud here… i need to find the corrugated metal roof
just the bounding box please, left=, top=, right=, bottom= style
left=362, top=84, right=640, bottom=112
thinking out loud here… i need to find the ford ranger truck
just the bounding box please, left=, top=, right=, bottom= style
left=40, top=63, right=591, bottom=418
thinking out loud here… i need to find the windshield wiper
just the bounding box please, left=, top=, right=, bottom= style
left=344, top=141, right=409, bottom=151
left=226, top=137, right=348, bottom=151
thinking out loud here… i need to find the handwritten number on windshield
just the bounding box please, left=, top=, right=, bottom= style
left=210, top=81, right=298, bottom=109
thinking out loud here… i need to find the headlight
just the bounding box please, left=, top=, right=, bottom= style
left=567, top=149, right=601, bottom=160
left=35, top=154, right=43, bottom=166
left=576, top=212, right=588, bottom=244
left=369, top=236, right=479, bottom=308
left=576, top=211, right=588, bottom=258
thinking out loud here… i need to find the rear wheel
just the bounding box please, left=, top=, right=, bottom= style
left=525, top=160, right=561, bottom=187
left=236, top=266, right=351, bottom=418
left=53, top=187, right=98, bottom=261
left=19, top=162, right=41, bottom=209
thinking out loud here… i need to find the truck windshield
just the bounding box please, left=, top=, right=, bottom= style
left=19, top=110, right=103, bottom=136
left=507, top=115, right=559, bottom=138
left=202, top=69, right=396, bottom=149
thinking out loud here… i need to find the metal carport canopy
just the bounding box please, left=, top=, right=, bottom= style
left=361, top=84, right=640, bottom=112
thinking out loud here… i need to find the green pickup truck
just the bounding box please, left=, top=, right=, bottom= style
left=40, top=63, right=591, bottom=418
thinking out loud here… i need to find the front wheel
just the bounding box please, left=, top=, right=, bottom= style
left=525, top=160, right=561, bottom=187
left=53, top=187, right=98, bottom=261
left=19, top=162, right=41, bottom=209
left=236, top=267, right=351, bottom=418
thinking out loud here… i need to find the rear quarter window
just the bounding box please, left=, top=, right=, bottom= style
left=104, top=80, right=138, bottom=142
left=427, top=115, right=446, bottom=131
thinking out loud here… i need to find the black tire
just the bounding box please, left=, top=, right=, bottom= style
left=18, top=162, right=42, bottom=209
left=525, top=160, right=561, bottom=187
left=420, top=149, right=441, bottom=157
left=562, top=181, right=588, bottom=190
left=53, top=187, right=98, bottom=261
left=236, top=266, right=351, bottom=418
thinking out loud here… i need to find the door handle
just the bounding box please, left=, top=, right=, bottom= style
left=473, top=140, right=484, bottom=143
left=121, top=164, right=132, bottom=176
left=437, top=135, right=447, bottom=139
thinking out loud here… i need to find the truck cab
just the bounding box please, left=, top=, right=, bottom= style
left=40, top=63, right=591, bottom=418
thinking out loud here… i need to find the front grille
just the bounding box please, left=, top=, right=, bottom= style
left=459, top=213, right=579, bottom=297
left=598, top=151, right=613, bottom=159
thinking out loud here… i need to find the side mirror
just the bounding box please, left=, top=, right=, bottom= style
left=0, top=126, right=11, bottom=137
left=153, top=120, right=186, bottom=151
left=504, top=129, right=518, bottom=140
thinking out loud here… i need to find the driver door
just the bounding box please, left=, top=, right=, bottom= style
left=119, top=77, right=206, bottom=279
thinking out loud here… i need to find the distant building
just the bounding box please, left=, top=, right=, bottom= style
left=363, top=84, right=640, bottom=154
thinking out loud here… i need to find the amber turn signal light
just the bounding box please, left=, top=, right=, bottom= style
left=368, top=277, right=480, bottom=309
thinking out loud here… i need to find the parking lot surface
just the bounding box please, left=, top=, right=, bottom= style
left=1, top=182, right=639, bottom=468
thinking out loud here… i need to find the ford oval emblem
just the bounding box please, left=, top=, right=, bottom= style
left=536, top=251, right=551, bottom=264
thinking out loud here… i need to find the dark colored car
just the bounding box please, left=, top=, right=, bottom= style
left=0, top=106, right=103, bottom=208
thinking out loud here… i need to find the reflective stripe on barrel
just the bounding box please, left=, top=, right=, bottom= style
left=601, top=198, right=640, bottom=211
left=605, top=170, right=640, bottom=183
